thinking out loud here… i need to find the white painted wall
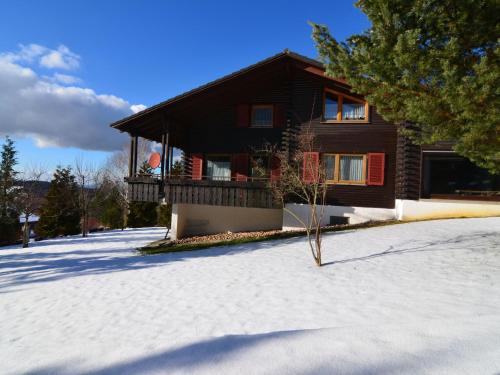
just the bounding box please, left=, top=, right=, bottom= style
left=396, top=199, right=500, bottom=221
left=170, top=204, right=283, bottom=239
left=283, top=203, right=396, bottom=230
left=170, top=199, right=500, bottom=239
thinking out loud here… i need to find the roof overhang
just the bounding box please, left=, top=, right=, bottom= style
left=110, top=50, right=349, bottom=142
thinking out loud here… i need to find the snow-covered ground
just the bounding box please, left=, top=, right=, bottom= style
left=1, top=218, right=499, bottom=375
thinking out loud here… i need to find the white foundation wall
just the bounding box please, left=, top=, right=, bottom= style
left=396, top=199, right=500, bottom=221
left=283, top=203, right=396, bottom=230
left=170, top=204, right=283, bottom=239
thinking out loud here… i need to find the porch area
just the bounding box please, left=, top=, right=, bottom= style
left=126, top=175, right=278, bottom=209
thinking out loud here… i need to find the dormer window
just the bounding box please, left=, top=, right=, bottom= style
left=251, top=105, right=273, bottom=127
left=323, top=90, right=368, bottom=122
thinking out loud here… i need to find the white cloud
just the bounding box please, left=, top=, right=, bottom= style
left=130, top=104, right=147, bottom=114
left=51, top=73, right=82, bottom=85
left=40, top=45, right=80, bottom=70
left=0, top=44, right=146, bottom=152
left=1, top=44, right=80, bottom=70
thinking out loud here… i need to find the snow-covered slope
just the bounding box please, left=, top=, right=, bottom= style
left=1, top=218, right=499, bottom=374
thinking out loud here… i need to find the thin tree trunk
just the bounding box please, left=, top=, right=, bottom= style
left=22, top=215, right=29, bottom=248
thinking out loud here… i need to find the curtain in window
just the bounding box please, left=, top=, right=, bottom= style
left=325, top=94, right=338, bottom=120
left=324, top=155, right=335, bottom=180
left=253, top=108, right=273, bottom=126
left=207, top=159, right=231, bottom=181
left=340, top=155, right=363, bottom=181
left=342, top=102, right=365, bottom=120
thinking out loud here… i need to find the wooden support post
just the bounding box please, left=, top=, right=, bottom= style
left=132, top=135, right=138, bottom=176
left=161, top=116, right=170, bottom=180
left=160, top=133, right=166, bottom=181
left=169, top=146, right=174, bottom=177
left=165, top=133, right=170, bottom=178
left=128, top=136, right=135, bottom=177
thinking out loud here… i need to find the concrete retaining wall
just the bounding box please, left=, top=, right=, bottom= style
left=395, top=199, right=500, bottom=221
left=282, top=203, right=396, bottom=230
left=170, top=204, right=283, bottom=239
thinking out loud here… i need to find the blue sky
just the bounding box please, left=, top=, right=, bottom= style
left=0, top=0, right=370, bottom=176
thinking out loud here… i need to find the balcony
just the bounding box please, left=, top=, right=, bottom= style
left=126, top=175, right=279, bottom=209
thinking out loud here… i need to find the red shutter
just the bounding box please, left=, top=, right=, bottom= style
left=302, top=152, right=319, bottom=183
left=273, top=104, right=285, bottom=128
left=270, top=155, right=281, bottom=181
left=236, top=104, right=250, bottom=128
left=367, top=153, right=385, bottom=186
left=191, top=153, right=203, bottom=180
left=231, top=153, right=248, bottom=181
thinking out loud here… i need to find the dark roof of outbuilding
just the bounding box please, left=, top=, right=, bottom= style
left=110, top=50, right=339, bottom=130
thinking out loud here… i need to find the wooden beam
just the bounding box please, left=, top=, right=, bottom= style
left=161, top=116, right=171, bottom=180
left=169, top=146, right=174, bottom=176
left=132, top=135, right=138, bottom=175
left=128, top=136, right=135, bottom=177
left=160, top=133, right=166, bottom=181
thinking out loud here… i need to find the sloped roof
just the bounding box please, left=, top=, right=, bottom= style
left=110, top=50, right=342, bottom=130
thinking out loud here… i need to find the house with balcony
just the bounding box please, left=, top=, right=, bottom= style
left=111, top=50, right=500, bottom=239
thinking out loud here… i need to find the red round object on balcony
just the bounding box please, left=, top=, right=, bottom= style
left=148, top=152, right=161, bottom=169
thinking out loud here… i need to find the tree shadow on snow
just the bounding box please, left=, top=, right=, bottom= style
left=322, top=231, right=500, bottom=267
left=0, top=229, right=306, bottom=292
left=24, top=327, right=496, bottom=375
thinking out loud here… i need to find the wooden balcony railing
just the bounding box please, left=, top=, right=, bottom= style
left=125, top=174, right=279, bottom=208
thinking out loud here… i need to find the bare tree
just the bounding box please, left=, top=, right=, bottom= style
left=75, top=157, right=104, bottom=237
left=17, top=165, right=47, bottom=248
left=265, top=126, right=328, bottom=266
left=103, top=139, right=154, bottom=229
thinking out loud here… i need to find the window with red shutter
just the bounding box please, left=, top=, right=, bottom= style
left=367, top=153, right=385, bottom=186
left=270, top=155, right=281, bottom=181
left=236, top=105, right=250, bottom=128
left=273, top=104, right=285, bottom=128
left=191, top=154, right=203, bottom=180
left=303, top=152, right=319, bottom=183
left=231, top=153, right=248, bottom=181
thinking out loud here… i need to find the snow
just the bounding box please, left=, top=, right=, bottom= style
left=18, top=214, right=39, bottom=223
left=1, top=217, right=499, bottom=375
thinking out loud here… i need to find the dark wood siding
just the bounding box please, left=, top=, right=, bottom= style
left=149, top=63, right=399, bottom=209
left=170, top=60, right=292, bottom=155
left=291, top=71, right=398, bottom=209
left=396, top=126, right=422, bottom=200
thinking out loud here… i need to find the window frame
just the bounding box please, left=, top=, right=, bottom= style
left=322, top=153, right=367, bottom=185
left=250, top=104, right=274, bottom=128
left=205, top=153, right=232, bottom=181
left=322, top=89, right=369, bottom=123
left=250, top=153, right=271, bottom=180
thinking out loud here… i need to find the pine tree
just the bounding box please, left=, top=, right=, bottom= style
left=126, top=161, right=158, bottom=228
left=0, top=136, right=21, bottom=245
left=98, top=186, right=125, bottom=229
left=311, top=0, right=500, bottom=173
left=36, top=167, right=81, bottom=238
left=127, top=201, right=158, bottom=228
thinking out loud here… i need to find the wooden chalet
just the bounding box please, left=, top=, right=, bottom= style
left=111, top=50, right=500, bottom=238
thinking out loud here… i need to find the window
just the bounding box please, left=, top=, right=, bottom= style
left=324, top=154, right=336, bottom=181
left=324, top=95, right=338, bottom=121
left=323, top=90, right=368, bottom=122
left=206, top=155, right=231, bottom=181
left=339, top=155, right=365, bottom=183
left=251, top=105, right=273, bottom=127
left=322, top=154, right=366, bottom=184
left=250, top=155, right=270, bottom=179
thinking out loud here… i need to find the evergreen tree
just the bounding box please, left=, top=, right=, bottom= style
left=0, top=136, right=21, bottom=245
left=127, top=201, right=158, bottom=228
left=98, top=186, right=125, bottom=229
left=126, top=161, right=158, bottom=228
left=311, top=0, right=500, bottom=173
left=36, top=167, right=81, bottom=238
left=157, top=204, right=171, bottom=228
